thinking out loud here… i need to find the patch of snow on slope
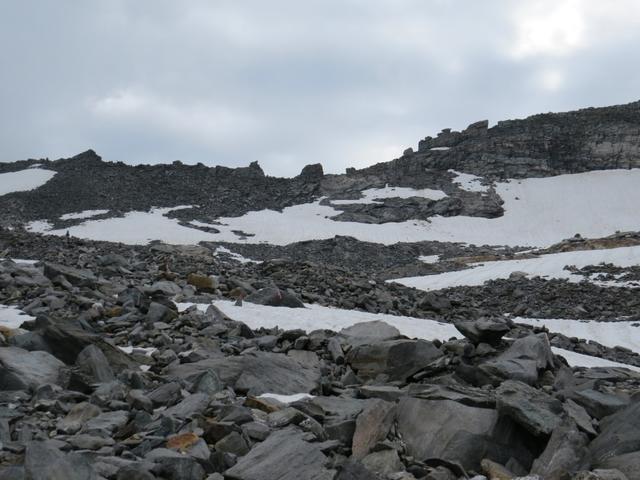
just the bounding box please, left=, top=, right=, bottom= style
left=552, top=347, right=640, bottom=372
left=0, top=305, right=35, bottom=330
left=60, top=209, right=109, bottom=220
left=178, top=300, right=461, bottom=343
left=330, top=185, right=447, bottom=205
left=430, top=147, right=450, bottom=151
left=419, top=255, right=440, bottom=264
left=392, top=245, right=640, bottom=291
left=0, top=168, right=56, bottom=195
left=258, top=393, right=314, bottom=403
left=515, top=317, right=640, bottom=353
left=448, top=170, right=490, bottom=193
left=27, top=206, right=212, bottom=245
left=214, top=246, right=261, bottom=264
left=176, top=300, right=640, bottom=371
left=27, top=169, right=640, bottom=248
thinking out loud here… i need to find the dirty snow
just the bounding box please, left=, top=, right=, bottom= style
left=60, top=209, right=110, bottom=220
left=0, top=168, right=56, bottom=196
left=392, top=245, right=640, bottom=291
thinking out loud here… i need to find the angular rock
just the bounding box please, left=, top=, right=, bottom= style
left=352, top=399, right=396, bottom=459
left=454, top=318, right=510, bottom=346
left=496, top=380, right=563, bottom=436
left=479, top=333, right=554, bottom=385
left=0, top=347, right=67, bottom=391
left=57, top=402, right=102, bottom=434
left=531, top=419, right=590, bottom=479
left=396, top=397, right=498, bottom=470
left=168, top=351, right=320, bottom=395
left=346, top=339, right=442, bottom=381
left=76, top=344, right=115, bottom=383
left=24, top=440, right=98, bottom=480
left=245, top=287, right=305, bottom=308
left=339, top=321, right=400, bottom=346
left=224, top=427, right=335, bottom=480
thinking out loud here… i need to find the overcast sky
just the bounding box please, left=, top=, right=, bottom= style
left=1, top=1, right=639, bottom=176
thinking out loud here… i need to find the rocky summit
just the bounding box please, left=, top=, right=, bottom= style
left=1, top=101, right=640, bottom=479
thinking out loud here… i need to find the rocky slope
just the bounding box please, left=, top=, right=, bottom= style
left=2, top=100, right=640, bottom=479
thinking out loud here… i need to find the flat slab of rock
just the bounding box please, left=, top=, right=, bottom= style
left=0, top=347, right=67, bottom=391
left=224, top=427, right=335, bottom=480
left=479, top=333, right=554, bottom=385
left=346, top=339, right=442, bottom=382
left=168, top=351, right=320, bottom=395
left=396, top=397, right=498, bottom=469
left=496, top=380, right=563, bottom=436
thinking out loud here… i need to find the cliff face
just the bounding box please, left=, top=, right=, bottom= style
left=365, top=100, right=640, bottom=179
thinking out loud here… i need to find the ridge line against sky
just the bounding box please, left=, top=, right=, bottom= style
left=1, top=0, right=640, bottom=176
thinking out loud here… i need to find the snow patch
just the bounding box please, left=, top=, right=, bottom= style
left=448, top=169, right=490, bottom=193
left=330, top=185, right=447, bottom=205
left=258, top=393, right=314, bottom=403
left=0, top=305, right=35, bottom=330
left=26, top=169, right=640, bottom=248
left=118, top=346, right=157, bottom=356
left=60, top=209, right=110, bottom=220
left=430, top=147, right=450, bottom=151
left=0, top=168, right=56, bottom=196
left=419, top=255, right=440, bottom=264
left=515, top=317, right=640, bottom=353
left=214, top=246, right=261, bottom=264
left=392, top=245, right=640, bottom=291
left=176, top=300, right=640, bottom=371
left=552, top=347, right=640, bottom=372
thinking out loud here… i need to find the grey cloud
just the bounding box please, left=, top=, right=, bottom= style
left=1, top=1, right=639, bottom=176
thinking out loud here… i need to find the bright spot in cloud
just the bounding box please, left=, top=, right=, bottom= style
left=511, top=0, right=586, bottom=58
left=538, top=69, right=565, bottom=92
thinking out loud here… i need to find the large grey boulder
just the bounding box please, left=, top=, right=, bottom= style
left=599, top=452, right=640, bottom=479
left=245, top=287, right=305, bottom=308
left=531, top=419, right=590, bottom=479
left=479, top=333, right=554, bottom=385
left=0, top=347, right=67, bottom=391
left=24, top=440, right=98, bottom=480
left=168, top=351, right=321, bottom=395
left=396, top=397, right=498, bottom=470
left=224, top=427, right=335, bottom=480
left=351, top=399, right=396, bottom=459
left=346, top=339, right=442, bottom=381
left=43, top=262, right=97, bottom=287
left=570, top=389, right=630, bottom=420
left=590, top=401, right=640, bottom=466
left=38, top=319, right=137, bottom=372
left=76, top=344, right=115, bottom=383
left=454, top=318, right=511, bottom=346
left=339, top=321, right=400, bottom=347
left=496, top=380, right=563, bottom=436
